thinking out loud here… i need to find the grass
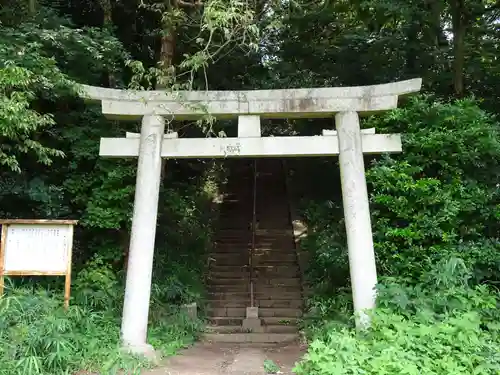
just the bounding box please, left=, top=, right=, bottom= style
left=0, top=285, right=203, bottom=375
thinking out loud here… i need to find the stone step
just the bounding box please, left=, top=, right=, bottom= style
left=215, top=230, right=252, bottom=234
left=207, top=299, right=302, bottom=309
left=214, top=241, right=295, bottom=247
left=210, top=253, right=297, bottom=261
left=207, top=277, right=301, bottom=286
left=259, top=308, right=302, bottom=318
left=221, top=195, right=252, bottom=200
left=208, top=285, right=301, bottom=293
left=207, top=307, right=247, bottom=317
left=215, top=249, right=296, bottom=255
left=212, top=249, right=298, bottom=255
left=207, top=272, right=251, bottom=280
left=208, top=261, right=248, bottom=267
left=206, top=316, right=300, bottom=327
left=207, top=289, right=249, bottom=296
left=210, top=258, right=297, bottom=266
left=214, top=237, right=294, bottom=243
left=221, top=234, right=293, bottom=239
left=261, top=317, right=300, bottom=326
left=253, top=285, right=303, bottom=292
left=253, top=268, right=301, bottom=278
left=215, top=226, right=252, bottom=231
left=209, top=268, right=300, bottom=278
left=219, top=204, right=252, bottom=208
left=207, top=307, right=302, bottom=318
left=217, top=213, right=253, bottom=216
left=258, top=299, right=303, bottom=309
left=218, top=228, right=290, bottom=233
left=208, top=291, right=302, bottom=300
left=211, top=248, right=296, bottom=256
left=209, top=265, right=248, bottom=272
left=216, top=222, right=252, bottom=228
left=217, top=214, right=251, bottom=219
left=214, top=247, right=292, bottom=254
left=214, top=235, right=252, bottom=239
left=207, top=273, right=289, bottom=279
left=254, top=212, right=289, bottom=216
left=220, top=198, right=253, bottom=203
left=255, top=229, right=294, bottom=236
left=205, top=325, right=298, bottom=334
left=218, top=213, right=252, bottom=217
left=207, top=286, right=250, bottom=293
left=218, top=207, right=252, bottom=211
left=255, top=222, right=291, bottom=228
left=216, top=230, right=292, bottom=236
left=207, top=294, right=302, bottom=306
left=207, top=316, right=243, bottom=326
left=207, top=300, right=249, bottom=308
left=217, top=217, right=252, bottom=221
left=203, top=332, right=298, bottom=344
left=210, top=249, right=249, bottom=255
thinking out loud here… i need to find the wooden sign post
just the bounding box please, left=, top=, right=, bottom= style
left=0, top=219, right=77, bottom=309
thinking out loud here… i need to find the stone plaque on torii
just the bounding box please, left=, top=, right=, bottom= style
left=80, top=78, right=422, bottom=356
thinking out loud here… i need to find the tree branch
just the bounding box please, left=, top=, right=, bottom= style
left=485, top=1, right=500, bottom=13
left=175, top=0, right=203, bottom=8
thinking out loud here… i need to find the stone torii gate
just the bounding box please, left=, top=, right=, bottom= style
left=81, top=78, right=422, bottom=356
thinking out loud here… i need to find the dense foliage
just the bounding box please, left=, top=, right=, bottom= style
left=294, top=94, right=500, bottom=373
left=2, top=0, right=500, bottom=373
left=295, top=259, right=500, bottom=374
left=301, top=97, right=500, bottom=290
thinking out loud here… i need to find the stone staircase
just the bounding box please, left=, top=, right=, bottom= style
left=205, top=159, right=303, bottom=343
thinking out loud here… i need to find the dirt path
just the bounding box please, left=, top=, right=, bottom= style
left=143, top=342, right=306, bottom=375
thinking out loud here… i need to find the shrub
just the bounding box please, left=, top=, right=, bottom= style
left=295, top=259, right=500, bottom=375
left=300, top=96, right=500, bottom=290
left=366, top=96, right=500, bottom=283
left=296, top=97, right=500, bottom=374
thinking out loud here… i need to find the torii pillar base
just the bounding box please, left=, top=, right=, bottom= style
left=242, top=307, right=263, bottom=332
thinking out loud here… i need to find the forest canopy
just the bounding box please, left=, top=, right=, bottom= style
left=0, top=0, right=499, bottom=374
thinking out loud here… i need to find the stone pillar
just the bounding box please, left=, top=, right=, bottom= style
left=121, top=114, right=165, bottom=355
left=336, top=111, right=378, bottom=328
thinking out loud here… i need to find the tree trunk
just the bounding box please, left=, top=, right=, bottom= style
left=158, top=24, right=175, bottom=180
left=406, top=22, right=420, bottom=76
left=429, top=0, right=446, bottom=46
left=27, top=0, right=36, bottom=16
left=450, top=0, right=467, bottom=97
left=157, top=0, right=201, bottom=179
left=158, top=29, right=176, bottom=89
left=98, top=0, right=117, bottom=87
left=99, top=0, right=113, bottom=25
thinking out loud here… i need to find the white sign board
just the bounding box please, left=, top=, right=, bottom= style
left=0, top=220, right=77, bottom=309
left=4, top=224, right=71, bottom=273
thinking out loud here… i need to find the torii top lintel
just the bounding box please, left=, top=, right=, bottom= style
left=79, top=78, right=422, bottom=121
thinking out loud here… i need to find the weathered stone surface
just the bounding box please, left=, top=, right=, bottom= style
left=337, top=111, right=378, bottom=328
left=99, top=133, right=402, bottom=158
left=204, top=333, right=297, bottom=344
left=246, top=307, right=259, bottom=319
left=121, top=115, right=165, bottom=353
left=322, top=127, right=375, bottom=136
left=79, top=78, right=422, bottom=120
left=242, top=317, right=262, bottom=331
left=238, top=115, right=261, bottom=137
left=182, top=302, right=197, bottom=320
